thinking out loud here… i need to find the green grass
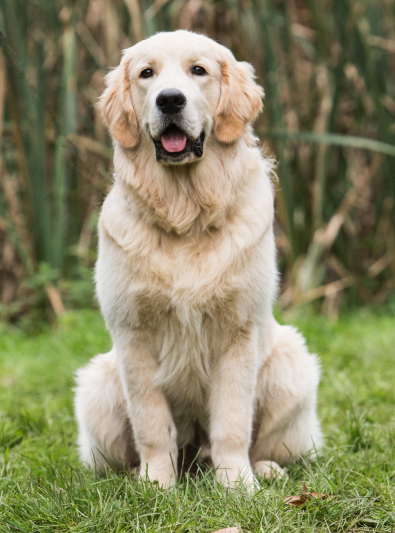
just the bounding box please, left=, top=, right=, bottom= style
left=1, top=308, right=395, bottom=532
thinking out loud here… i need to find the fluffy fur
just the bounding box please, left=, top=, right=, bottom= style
left=74, top=30, right=322, bottom=490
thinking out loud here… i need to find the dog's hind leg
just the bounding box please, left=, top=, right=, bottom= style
left=74, top=349, right=139, bottom=472
left=250, top=321, right=322, bottom=477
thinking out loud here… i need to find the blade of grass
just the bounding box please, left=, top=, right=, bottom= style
left=259, top=131, right=395, bottom=158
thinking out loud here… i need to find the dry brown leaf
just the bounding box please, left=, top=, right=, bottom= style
left=211, top=528, right=240, bottom=533
left=284, top=483, right=334, bottom=506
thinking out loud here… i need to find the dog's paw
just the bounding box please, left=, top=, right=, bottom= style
left=216, top=461, right=258, bottom=492
left=253, top=460, right=286, bottom=479
left=139, top=462, right=176, bottom=488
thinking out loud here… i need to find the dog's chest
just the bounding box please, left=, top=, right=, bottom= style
left=99, top=202, right=272, bottom=335
left=131, top=248, right=256, bottom=342
left=136, top=224, right=260, bottom=311
left=112, top=230, right=258, bottom=406
left=99, top=177, right=274, bottom=326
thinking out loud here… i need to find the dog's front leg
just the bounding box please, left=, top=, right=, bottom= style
left=115, top=329, right=178, bottom=488
left=209, top=327, right=259, bottom=490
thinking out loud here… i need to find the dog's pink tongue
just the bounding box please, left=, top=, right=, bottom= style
left=161, top=130, right=187, bottom=152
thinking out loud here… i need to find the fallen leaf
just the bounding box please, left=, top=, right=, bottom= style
left=284, top=483, right=334, bottom=506
left=283, top=494, right=306, bottom=506
left=211, top=528, right=240, bottom=533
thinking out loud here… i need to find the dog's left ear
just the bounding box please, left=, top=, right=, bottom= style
left=98, top=59, right=139, bottom=148
left=214, top=60, right=264, bottom=143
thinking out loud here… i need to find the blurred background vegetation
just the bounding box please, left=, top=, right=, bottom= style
left=0, top=0, right=394, bottom=330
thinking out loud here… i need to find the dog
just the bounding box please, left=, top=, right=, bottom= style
left=74, top=30, right=322, bottom=490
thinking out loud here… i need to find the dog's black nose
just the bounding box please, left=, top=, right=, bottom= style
left=156, top=89, right=186, bottom=114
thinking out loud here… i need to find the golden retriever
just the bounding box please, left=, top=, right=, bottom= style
left=74, top=30, right=322, bottom=490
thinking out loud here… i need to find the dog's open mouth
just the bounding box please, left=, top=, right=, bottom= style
left=153, top=124, right=205, bottom=163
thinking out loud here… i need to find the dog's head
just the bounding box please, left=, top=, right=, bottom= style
left=99, top=30, right=263, bottom=164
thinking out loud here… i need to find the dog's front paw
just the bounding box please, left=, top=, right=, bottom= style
left=253, top=460, right=286, bottom=479
left=215, top=460, right=257, bottom=492
left=139, top=459, right=177, bottom=488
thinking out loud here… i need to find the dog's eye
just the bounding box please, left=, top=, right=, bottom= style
left=191, top=66, right=207, bottom=76
left=140, top=68, right=154, bottom=79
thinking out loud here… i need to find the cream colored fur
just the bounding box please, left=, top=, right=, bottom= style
left=74, top=30, right=322, bottom=490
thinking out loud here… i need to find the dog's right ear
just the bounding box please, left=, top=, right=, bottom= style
left=98, top=60, right=139, bottom=148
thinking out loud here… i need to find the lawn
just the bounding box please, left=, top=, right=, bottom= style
left=0, top=307, right=395, bottom=532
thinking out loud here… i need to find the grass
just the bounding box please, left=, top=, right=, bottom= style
left=1, top=308, right=395, bottom=532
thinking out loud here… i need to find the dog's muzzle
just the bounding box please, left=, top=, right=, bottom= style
left=152, top=88, right=205, bottom=163
left=153, top=124, right=205, bottom=163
